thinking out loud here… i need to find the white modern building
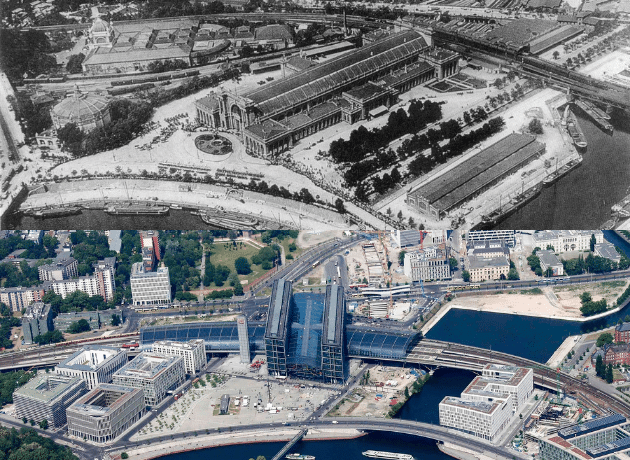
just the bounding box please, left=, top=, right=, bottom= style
left=14, top=374, right=87, bottom=428
left=130, top=263, right=171, bottom=306
left=151, top=339, right=206, bottom=374
left=38, top=258, right=78, bottom=281
left=439, top=365, right=533, bottom=442
left=403, top=249, right=451, bottom=281
left=55, top=346, right=128, bottom=390
left=113, top=352, right=185, bottom=406
left=392, top=230, right=421, bottom=248
left=67, top=383, right=145, bottom=444
left=51, top=257, right=116, bottom=301
left=467, top=230, right=516, bottom=248
left=532, top=230, right=603, bottom=253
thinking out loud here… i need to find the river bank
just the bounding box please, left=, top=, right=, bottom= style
left=117, top=428, right=366, bottom=460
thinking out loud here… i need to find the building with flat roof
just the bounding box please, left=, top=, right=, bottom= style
left=151, top=339, right=206, bottom=374
left=467, top=256, right=510, bottom=283
left=38, top=257, right=78, bottom=281
left=393, top=230, right=421, bottom=248
left=594, top=242, right=621, bottom=264
left=264, top=279, right=293, bottom=378
left=406, top=134, right=545, bottom=219
left=532, top=231, right=603, bottom=253
left=14, top=374, right=87, bottom=427
left=22, top=302, right=53, bottom=344
left=130, top=263, right=171, bottom=306
left=467, top=230, right=516, bottom=248
left=439, top=365, right=532, bottom=442
left=56, top=346, right=128, bottom=390
left=54, top=309, right=123, bottom=332
left=538, top=414, right=630, bottom=460
left=67, top=383, right=145, bottom=443
left=322, top=284, right=345, bottom=383
left=51, top=257, right=116, bottom=302
left=404, top=248, right=451, bottom=282
left=538, top=250, right=564, bottom=276
left=113, top=352, right=185, bottom=406
left=220, top=394, right=230, bottom=414
left=0, top=285, right=47, bottom=312
left=467, top=240, right=510, bottom=260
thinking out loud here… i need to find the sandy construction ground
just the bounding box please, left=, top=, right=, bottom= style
left=451, top=280, right=629, bottom=319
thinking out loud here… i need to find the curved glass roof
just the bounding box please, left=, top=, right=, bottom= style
left=346, top=326, right=422, bottom=360
left=140, top=322, right=266, bottom=351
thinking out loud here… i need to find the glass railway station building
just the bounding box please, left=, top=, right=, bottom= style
left=140, top=280, right=422, bottom=383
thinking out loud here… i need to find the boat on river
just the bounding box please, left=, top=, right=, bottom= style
left=362, top=451, right=414, bottom=460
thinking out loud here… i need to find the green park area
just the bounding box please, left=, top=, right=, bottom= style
left=205, top=240, right=270, bottom=286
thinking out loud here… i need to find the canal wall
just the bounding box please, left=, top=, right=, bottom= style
left=119, top=428, right=366, bottom=460
left=438, top=441, right=520, bottom=460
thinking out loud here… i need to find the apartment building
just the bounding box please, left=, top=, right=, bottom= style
left=151, top=339, right=206, bottom=374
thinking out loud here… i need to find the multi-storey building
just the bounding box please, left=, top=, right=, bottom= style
left=532, top=230, right=604, bottom=253
left=130, top=263, right=171, bottom=306
left=467, top=240, right=510, bottom=260
left=67, top=383, right=145, bottom=443
left=594, top=242, right=621, bottom=264
left=51, top=257, right=116, bottom=301
left=38, top=258, right=78, bottom=281
left=151, top=339, right=206, bottom=374
left=14, top=374, right=87, bottom=427
left=264, top=279, right=293, bottom=378
left=0, top=285, right=48, bottom=312
left=538, top=250, right=565, bottom=276
left=467, top=230, right=516, bottom=248
left=55, top=346, right=128, bottom=390
left=538, top=414, right=630, bottom=460
left=439, top=365, right=532, bottom=442
left=140, top=231, right=161, bottom=272
left=467, top=256, right=510, bottom=283
left=592, top=344, right=630, bottom=367
left=113, top=353, right=186, bottom=406
left=403, top=249, right=451, bottom=282
left=22, top=302, right=53, bottom=344
left=392, top=230, right=421, bottom=248
left=615, top=322, right=630, bottom=343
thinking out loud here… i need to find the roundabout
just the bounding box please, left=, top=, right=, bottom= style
left=194, top=133, right=232, bottom=156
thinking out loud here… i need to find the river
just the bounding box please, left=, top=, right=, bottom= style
left=498, top=111, right=630, bottom=229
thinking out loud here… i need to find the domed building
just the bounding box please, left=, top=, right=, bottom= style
left=87, top=16, right=115, bottom=49
left=51, top=87, right=111, bottom=132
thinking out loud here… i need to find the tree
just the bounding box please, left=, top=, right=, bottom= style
left=234, top=257, right=252, bottom=275
left=553, top=50, right=560, bottom=60
left=529, top=118, right=543, bottom=135
left=507, top=268, right=520, bottom=280
left=462, top=270, right=471, bottom=282
left=34, top=330, right=65, bottom=345
left=597, top=332, right=614, bottom=347
left=22, top=417, right=27, bottom=424
left=111, top=314, right=121, bottom=326
left=596, top=355, right=604, bottom=377
left=66, top=53, right=85, bottom=73
left=39, top=419, right=48, bottom=429
left=449, top=257, right=458, bottom=270
left=590, top=233, right=597, bottom=252
left=67, top=319, right=90, bottom=334
left=121, top=454, right=129, bottom=460
left=606, top=363, right=614, bottom=384
left=334, top=198, right=346, bottom=214
left=398, top=251, right=406, bottom=265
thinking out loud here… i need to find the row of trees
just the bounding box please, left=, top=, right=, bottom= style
left=246, top=180, right=318, bottom=206
left=563, top=252, right=630, bottom=276
left=42, top=290, right=112, bottom=314
left=595, top=355, right=614, bottom=383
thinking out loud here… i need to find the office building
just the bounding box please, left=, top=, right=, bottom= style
left=264, top=279, right=293, bottom=378
left=55, top=346, right=128, bottom=390
left=130, top=263, right=171, bottom=306
left=113, top=353, right=186, bottom=406
left=38, top=258, right=78, bottom=281
left=439, top=365, right=532, bottom=441
left=392, top=230, right=421, bottom=248
left=151, top=339, right=206, bottom=374
left=404, top=249, right=451, bottom=282
left=594, top=242, right=621, bottom=264
left=22, top=302, right=53, bottom=344
left=0, top=285, right=47, bottom=312
left=467, top=230, right=516, bottom=248
left=14, top=374, right=87, bottom=427
left=236, top=315, right=250, bottom=364
left=321, top=284, right=345, bottom=384
left=532, top=230, right=603, bottom=253
left=467, top=256, right=510, bottom=283
left=538, top=414, right=630, bottom=460
left=538, top=250, right=564, bottom=276
left=67, top=383, right=145, bottom=443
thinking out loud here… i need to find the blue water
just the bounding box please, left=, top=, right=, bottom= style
left=160, top=432, right=452, bottom=460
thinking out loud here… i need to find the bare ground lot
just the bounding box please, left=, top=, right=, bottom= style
left=450, top=280, right=629, bottom=319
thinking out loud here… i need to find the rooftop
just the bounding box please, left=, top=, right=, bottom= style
left=595, top=242, right=621, bottom=261
left=68, top=383, right=141, bottom=416
left=56, top=346, right=124, bottom=372
left=14, top=374, right=83, bottom=402
left=265, top=279, right=293, bottom=340
left=468, top=255, right=510, bottom=270
left=441, top=396, right=505, bottom=414
left=114, top=352, right=183, bottom=380
left=537, top=250, right=562, bottom=267
left=558, top=413, right=626, bottom=439
left=153, top=339, right=204, bottom=350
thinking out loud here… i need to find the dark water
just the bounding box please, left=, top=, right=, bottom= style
left=498, top=111, right=630, bottom=229
left=395, top=368, right=475, bottom=424
left=5, top=208, right=214, bottom=230
left=159, top=432, right=452, bottom=460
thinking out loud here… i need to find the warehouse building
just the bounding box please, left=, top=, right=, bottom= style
left=67, top=383, right=145, bottom=443
left=22, top=302, right=53, bottom=344
left=406, top=133, right=545, bottom=219
left=151, top=339, right=206, bottom=374
left=113, top=353, right=186, bottom=406
left=56, top=346, right=128, bottom=390
left=14, top=374, right=87, bottom=428
left=130, top=263, right=171, bottom=306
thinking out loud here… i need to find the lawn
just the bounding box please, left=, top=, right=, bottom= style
left=276, top=236, right=304, bottom=263
left=205, top=240, right=270, bottom=285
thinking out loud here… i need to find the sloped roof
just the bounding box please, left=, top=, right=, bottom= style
left=254, top=24, right=293, bottom=41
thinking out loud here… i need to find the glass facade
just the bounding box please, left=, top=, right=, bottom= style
left=287, top=293, right=326, bottom=380
left=140, top=322, right=266, bottom=352
left=346, top=326, right=422, bottom=360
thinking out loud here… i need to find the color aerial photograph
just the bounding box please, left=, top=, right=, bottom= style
left=1, top=229, right=630, bottom=460
left=1, top=0, right=630, bottom=230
